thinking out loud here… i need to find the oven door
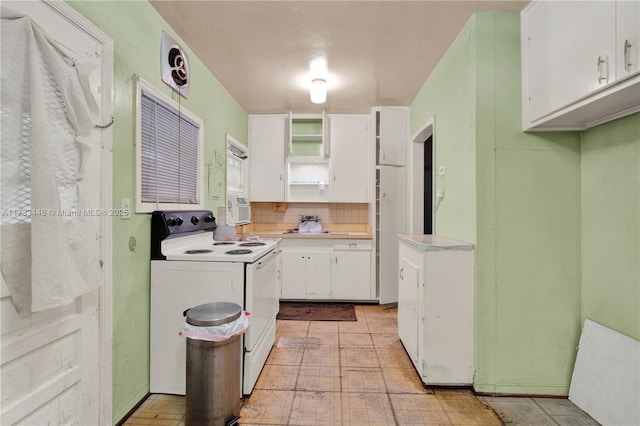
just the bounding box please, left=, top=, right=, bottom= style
left=244, top=248, right=279, bottom=351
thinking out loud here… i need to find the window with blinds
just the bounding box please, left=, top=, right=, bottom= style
left=136, top=78, right=204, bottom=212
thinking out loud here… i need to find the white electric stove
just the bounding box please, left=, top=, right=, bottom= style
left=149, top=211, right=280, bottom=396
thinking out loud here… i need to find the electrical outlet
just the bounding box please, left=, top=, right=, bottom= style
left=437, top=188, right=445, bottom=199
left=438, top=165, right=446, bottom=176
left=121, top=198, right=131, bottom=219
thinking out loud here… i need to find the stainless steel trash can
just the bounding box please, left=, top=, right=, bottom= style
left=185, top=302, right=242, bottom=426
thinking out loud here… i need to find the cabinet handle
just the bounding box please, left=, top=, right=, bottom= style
left=624, top=39, right=633, bottom=73
left=349, top=243, right=357, bottom=248
left=280, top=174, right=283, bottom=181
left=400, top=267, right=404, bottom=279
left=597, top=55, right=608, bottom=84
left=335, top=256, right=338, bottom=264
left=333, top=175, right=336, bottom=182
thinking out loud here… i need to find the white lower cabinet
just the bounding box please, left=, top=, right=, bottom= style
left=398, top=252, right=420, bottom=366
left=280, top=239, right=374, bottom=301
left=398, top=235, right=474, bottom=385
left=331, top=240, right=372, bottom=300
left=280, top=240, right=331, bottom=299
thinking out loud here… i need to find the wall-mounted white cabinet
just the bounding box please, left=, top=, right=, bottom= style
left=249, top=112, right=373, bottom=203
left=329, top=114, right=369, bottom=202
left=289, top=113, right=329, bottom=157
left=249, top=114, right=287, bottom=201
left=376, top=106, right=408, bottom=166
left=521, top=0, right=640, bottom=131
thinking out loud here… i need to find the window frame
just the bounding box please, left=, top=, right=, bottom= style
left=135, top=77, right=204, bottom=213
left=226, top=133, right=249, bottom=196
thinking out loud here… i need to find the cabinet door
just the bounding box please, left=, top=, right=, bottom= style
left=249, top=115, right=287, bottom=201
left=331, top=250, right=371, bottom=300
left=398, top=254, right=419, bottom=366
left=378, top=166, right=407, bottom=304
left=305, top=251, right=331, bottom=299
left=329, top=114, right=369, bottom=202
left=616, top=0, right=640, bottom=79
left=379, top=107, right=407, bottom=166
left=281, top=250, right=306, bottom=299
left=524, top=1, right=616, bottom=121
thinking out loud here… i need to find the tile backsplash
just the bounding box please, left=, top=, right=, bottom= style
left=251, top=202, right=369, bottom=224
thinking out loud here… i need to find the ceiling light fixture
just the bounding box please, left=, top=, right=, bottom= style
left=309, top=58, right=327, bottom=104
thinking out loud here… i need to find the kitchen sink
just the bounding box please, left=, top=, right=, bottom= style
left=285, top=229, right=329, bottom=234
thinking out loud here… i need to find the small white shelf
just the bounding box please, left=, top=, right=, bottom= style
left=287, top=156, right=328, bottom=164
left=292, top=134, right=322, bottom=142
left=290, top=181, right=329, bottom=186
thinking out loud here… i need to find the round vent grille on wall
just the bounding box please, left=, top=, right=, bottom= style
left=161, top=32, right=190, bottom=98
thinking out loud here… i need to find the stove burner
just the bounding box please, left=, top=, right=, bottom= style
left=184, top=249, right=214, bottom=254
left=226, top=249, right=253, bottom=255
left=213, top=242, right=235, bottom=246
left=239, top=242, right=266, bottom=247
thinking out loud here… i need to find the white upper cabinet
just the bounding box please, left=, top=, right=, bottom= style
left=249, top=114, right=287, bottom=201
left=329, top=114, right=369, bottom=202
left=616, top=0, right=640, bottom=79
left=521, top=0, right=640, bottom=131
left=289, top=113, right=328, bottom=158
left=378, top=107, right=408, bottom=166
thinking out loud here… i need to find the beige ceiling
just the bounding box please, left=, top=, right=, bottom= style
left=151, top=1, right=527, bottom=114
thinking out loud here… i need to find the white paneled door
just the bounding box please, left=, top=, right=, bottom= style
left=0, top=2, right=113, bottom=425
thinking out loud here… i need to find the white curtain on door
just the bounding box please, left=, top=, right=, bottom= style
left=0, top=12, right=102, bottom=316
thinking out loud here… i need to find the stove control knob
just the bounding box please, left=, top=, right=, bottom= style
left=203, top=214, right=215, bottom=223
left=167, top=217, right=183, bottom=227
left=191, top=216, right=200, bottom=225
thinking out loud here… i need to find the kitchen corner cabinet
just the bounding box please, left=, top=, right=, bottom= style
left=375, top=107, right=408, bottom=166
left=521, top=0, right=640, bottom=131
left=331, top=240, right=372, bottom=300
left=329, top=114, right=369, bottom=202
left=249, top=114, right=287, bottom=201
left=398, top=235, right=474, bottom=385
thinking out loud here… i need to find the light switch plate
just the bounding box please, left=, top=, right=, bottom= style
left=121, top=198, right=131, bottom=219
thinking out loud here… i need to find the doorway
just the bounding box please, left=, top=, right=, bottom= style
left=423, top=135, right=433, bottom=234
left=0, top=2, right=113, bottom=424
left=410, top=117, right=435, bottom=235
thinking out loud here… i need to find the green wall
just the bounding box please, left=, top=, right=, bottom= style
left=581, top=113, right=640, bottom=340
left=409, top=18, right=477, bottom=242
left=410, top=12, right=583, bottom=395
left=66, top=1, right=248, bottom=422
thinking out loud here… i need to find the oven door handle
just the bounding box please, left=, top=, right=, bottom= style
left=256, top=249, right=279, bottom=269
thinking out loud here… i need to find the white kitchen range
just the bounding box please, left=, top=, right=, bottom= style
left=149, top=210, right=280, bottom=396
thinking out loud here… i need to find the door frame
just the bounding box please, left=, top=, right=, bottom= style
left=410, top=116, right=435, bottom=235
left=41, top=2, right=114, bottom=423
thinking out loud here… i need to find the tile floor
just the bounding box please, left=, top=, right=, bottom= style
left=124, top=304, right=598, bottom=426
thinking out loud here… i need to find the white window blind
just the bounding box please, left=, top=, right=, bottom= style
left=136, top=78, right=203, bottom=211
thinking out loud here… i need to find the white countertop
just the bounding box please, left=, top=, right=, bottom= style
left=398, top=234, right=474, bottom=251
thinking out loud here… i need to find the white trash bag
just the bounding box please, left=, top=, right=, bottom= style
left=179, top=311, right=251, bottom=342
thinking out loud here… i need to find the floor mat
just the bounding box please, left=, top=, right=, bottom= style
left=277, top=302, right=357, bottom=321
